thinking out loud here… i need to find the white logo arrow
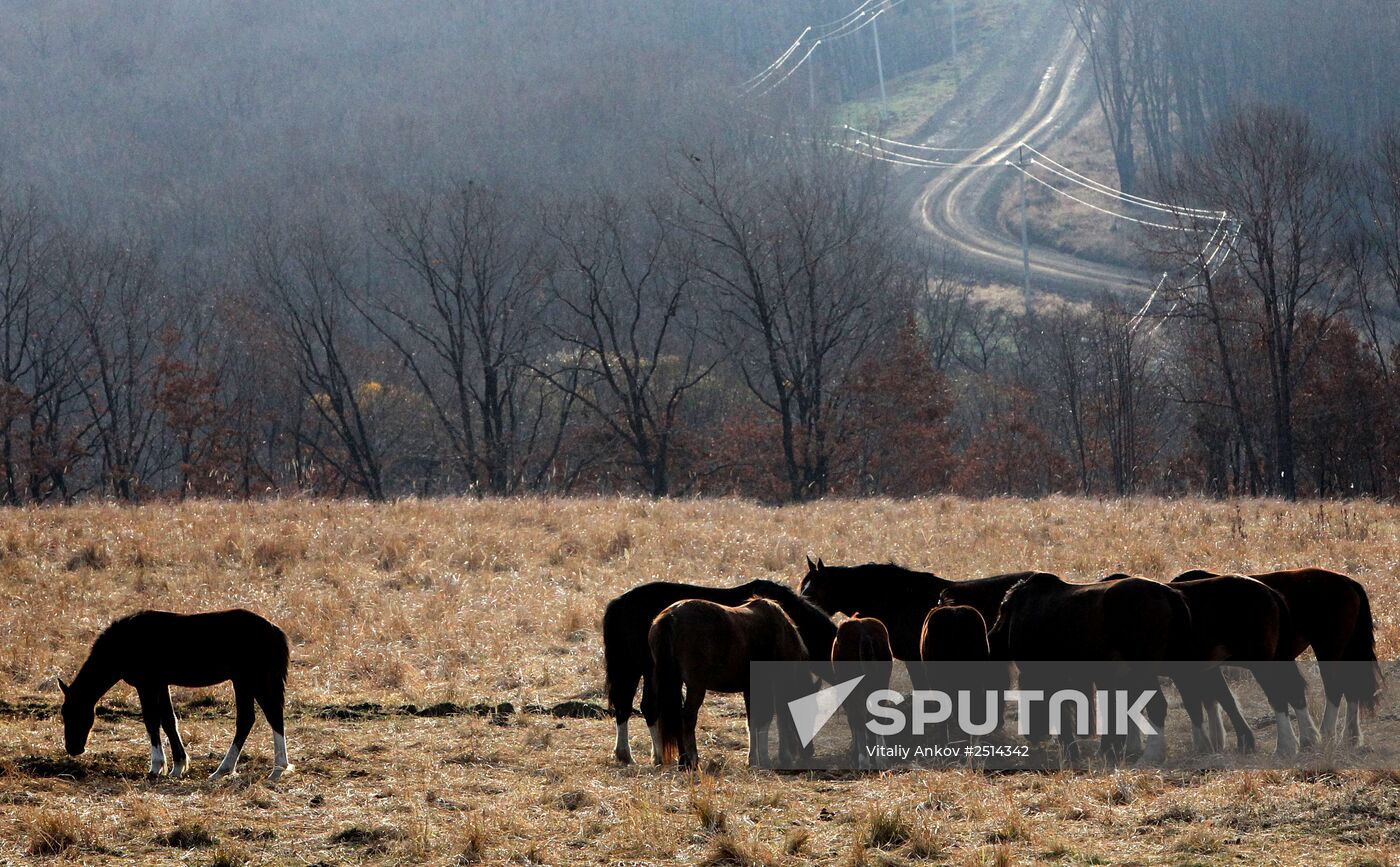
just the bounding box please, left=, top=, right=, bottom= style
left=788, top=675, right=865, bottom=747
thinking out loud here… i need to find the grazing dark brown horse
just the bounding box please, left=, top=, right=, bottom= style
left=1104, top=573, right=1318, bottom=757
left=989, top=573, right=1192, bottom=764
left=603, top=578, right=836, bottom=764
left=918, top=605, right=999, bottom=748
left=60, top=610, right=290, bottom=780
left=799, top=558, right=1034, bottom=660
left=650, top=598, right=808, bottom=768
left=1174, top=567, right=1382, bottom=745
left=831, top=615, right=894, bottom=768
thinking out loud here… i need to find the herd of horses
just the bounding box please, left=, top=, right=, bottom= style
left=604, top=560, right=1383, bottom=769
left=54, top=558, right=1381, bottom=779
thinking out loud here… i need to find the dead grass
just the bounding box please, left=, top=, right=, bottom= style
left=0, top=495, right=1398, bottom=864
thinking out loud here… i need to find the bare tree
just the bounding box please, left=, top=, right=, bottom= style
left=1162, top=106, right=1353, bottom=498
left=676, top=135, right=912, bottom=500
left=538, top=194, right=715, bottom=497
left=1065, top=0, right=1146, bottom=196
left=366, top=183, right=556, bottom=495
left=246, top=221, right=387, bottom=500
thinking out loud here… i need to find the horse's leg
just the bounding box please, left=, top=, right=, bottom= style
left=681, top=686, right=705, bottom=769
left=1248, top=665, right=1299, bottom=759
left=254, top=677, right=292, bottom=780
left=1212, top=676, right=1256, bottom=754
left=746, top=689, right=774, bottom=769
left=137, top=685, right=166, bottom=776
left=1345, top=698, right=1364, bottom=747
left=1134, top=677, right=1169, bottom=767
left=612, top=667, right=641, bottom=765
left=1320, top=696, right=1340, bottom=743
left=639, top=674, right=662, bottom=766
left=1283, top=663, right=1321, bottom=749
left=1206, top=701, right=1226, bottom=752
left=155, top=687, right=187, bottom=778
left=210, top=680, right=256, bottom=779
left=1172, top=669, right=1213, bottom=754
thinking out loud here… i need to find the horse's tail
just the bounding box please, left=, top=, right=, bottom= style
left=270, top=622, right=291, bottom=684
left=1342, top=582, right=1383, bottom=713
left=649, top=614, right=683, bottom=765
left=601, top=599, right=628, bottom=718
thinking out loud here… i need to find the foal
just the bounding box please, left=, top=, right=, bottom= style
left=650, top=598, right=808, bottom=768
left=61, top=609, right=291, bottom=780
left=919, top=605, right=999, bottom=749
left=831, top=615, right=893, bottom=768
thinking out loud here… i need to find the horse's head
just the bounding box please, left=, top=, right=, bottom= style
left=58, top=679, right=93, bottom=756
left=798, top=556, right=843, bottom=613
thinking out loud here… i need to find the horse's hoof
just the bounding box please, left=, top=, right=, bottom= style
left=168, top=764, right=186, bottom=779
left=614, top=749, right=633, bottom=765
left=209, top=768, right=235, bottom=780
left=267, top=764, right=291, bottom=781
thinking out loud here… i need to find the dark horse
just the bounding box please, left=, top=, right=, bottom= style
left=919, top=605, right=998, bottom=750
left=831, top=615, right=894, bottom=769
left=650, top=598, right=808, bottom=768
left=799, top=558, right=1034, bottom=660
left=1174, top=567, right=1382, bottom=745
left=603, top=578, right=835, bottom=764
left=990, top=573, right=1192, bottom=764
left=60, top=609, right=290, bottom=779
left=1104, top=572, right=1318, bottom=757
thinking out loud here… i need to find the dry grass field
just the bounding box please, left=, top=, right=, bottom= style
left=1, top=496, right=1399, bottom=866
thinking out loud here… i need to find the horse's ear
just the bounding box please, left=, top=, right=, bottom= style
left=58, top=678, right=68, bottom=696
left=817, top=558, right=825, bottom=569
left=805, top=555, right=816, bottom=571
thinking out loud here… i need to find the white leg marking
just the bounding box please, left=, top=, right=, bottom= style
left=1207, top=701, right=1226, bottom=751
left=149, top=742, right=166, bottom=776
left=648, top=723, right=662, bottom=765
left=1321, top=700, right=1340, bottom=742
left=266, top=732, right=292, bottom=781
left=1346, top=702, right=1363, bottom=747
left=1295, top=706, right=1320, bottom=748
left=749, top=723, right=771, bottom=768
left=210, top=743, right=242, bottom=779
left=1275, top=712, right=1298, bottom=759
left=613, top=721, right=633, bottom=764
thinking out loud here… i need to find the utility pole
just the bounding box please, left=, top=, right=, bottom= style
left=808, top=55, right=817, bottom=111
left=1019, top=144, right=1031, bottom=311
left=872, top=3, right=889, bottom=126
left=948, top=0, right=959, bottom=67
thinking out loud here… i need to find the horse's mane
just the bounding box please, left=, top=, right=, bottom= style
left=741, top=579, right=836, bottom=641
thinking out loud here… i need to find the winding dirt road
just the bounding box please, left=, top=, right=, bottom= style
left=908, top=11, right=1151, bottom=301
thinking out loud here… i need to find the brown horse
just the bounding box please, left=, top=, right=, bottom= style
left=60, top=609, right=290, bottom=780
left=831, top=615, right=894, bottom=768
left=650, top=598, right=809, bottom=768
left=1174, top=567, right=1382, bottom=745
left=918, top=605, right=998, bottom=749
left=603, top=578, right=835, bottom=764
left=989, top=573, right=1192, bottom=764
left=799, top=558, right=1034, bottom=660
left=1105, top=573, right=1319, bottom=757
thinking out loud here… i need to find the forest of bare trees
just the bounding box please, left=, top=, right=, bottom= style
left=0, top=1, right=1395, bottom=502
left=0, top=107, right=1397, bottom=503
